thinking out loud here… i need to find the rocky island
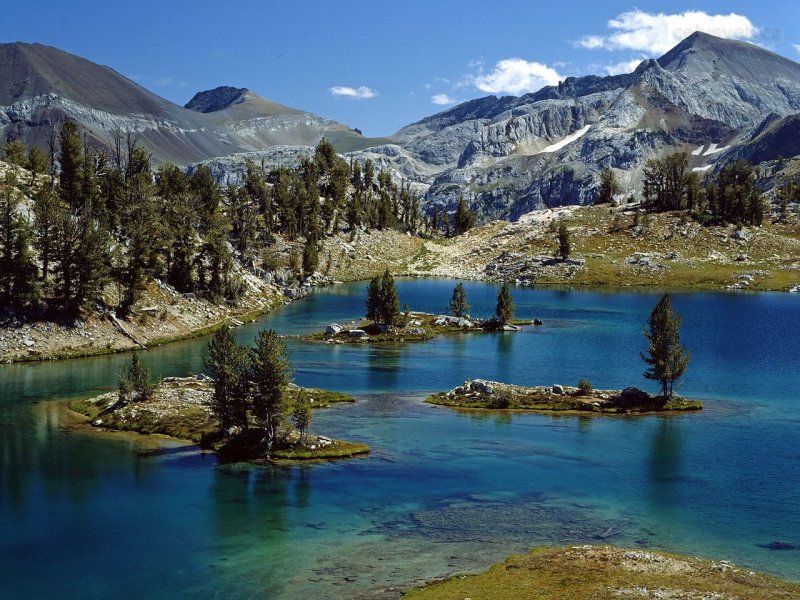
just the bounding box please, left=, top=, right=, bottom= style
left=306, top=313, right=534, bottom=345
left=426, top=379, right=703, bottom=414
left=70, top=375, right=370, bottom=462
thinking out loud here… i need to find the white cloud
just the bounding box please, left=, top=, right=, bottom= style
left=578, top=10, right=758, bottom=55
left=431, top=94, right=456, bottom=105
left=604, top=58, right=645, bottom=75
left=471, top=58, right=562, bottom=95
left=794, top=44, right=800, bottom=54
left=329, top=85, right=377, bottom=99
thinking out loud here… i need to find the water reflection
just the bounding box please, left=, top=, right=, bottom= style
left=647, top=418, right=685, bottom=512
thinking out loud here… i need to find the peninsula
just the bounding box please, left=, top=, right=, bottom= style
left=404, top=545, right=800, bottom=600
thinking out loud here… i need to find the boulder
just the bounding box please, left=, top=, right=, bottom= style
left=348, top=329, right=368, bottom=338
left=732, top=228, right=750, bottom=241
left=533, top=318, right=543, bottom=325
left=552, top=384, right=564, bottom=395
left=469, top=380, right=495, bottom=395
left=325, top=323, right=342, bottom=335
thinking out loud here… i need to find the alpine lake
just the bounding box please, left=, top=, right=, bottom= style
left=1, top=279, right=799, bottom=599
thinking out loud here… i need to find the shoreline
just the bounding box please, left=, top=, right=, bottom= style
left=403, top=545, right=800, bottom=599
left=3, top=201, right=799, bottom=365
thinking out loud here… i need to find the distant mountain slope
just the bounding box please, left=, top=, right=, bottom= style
left=0, top=43, right=374, bottom=164
left=351, top=32, right=800, bottom=219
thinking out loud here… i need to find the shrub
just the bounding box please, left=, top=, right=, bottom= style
left=578, top=378, right=593, bottom=395
left=490, top=389, right=513, bottom=408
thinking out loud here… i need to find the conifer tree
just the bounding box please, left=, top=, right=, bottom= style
left=32, top=186, right=59, bottom=283
left=453, top=196, right=476, bottom=236
left=205, top=327, right=250, bottom=431
left=302, top=238, right=319, bottom=277
left=495, top=281, right=515, bottom=324
left=119, top=353, right=154, bottom=403
left=379, top=269, right=401, bottom=327
left=249, top=329, right=293, bottom=446
left=0, top=174, right=38, bottom=308
left=597, top=167, right=619, bottom=204
left=557, top=223, right=571, bottom=259
left=58, top=122, right=84, bottom=209
left=26, top=146, right=48, bottom=187
left=366, top=275, right=382, bottom=323
left=450, top=282, right=470, bottom=317
left=291, top=391, right=312, bottom=445
left=3, top=139, right=27, bottom=168
left=641, top=293, right=690, bottom=398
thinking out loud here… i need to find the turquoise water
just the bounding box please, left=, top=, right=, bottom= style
left=1, top=280, right=799, bottom=598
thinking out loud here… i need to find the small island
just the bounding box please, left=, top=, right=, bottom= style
left=70, top=327, right=370, bottom=463
left=306, top=313, right=534, bottom=344
left=70, top=376, right=369, bottom=461
left=404, top=545, right=800, bottom=600
left=307, top=275, right=535, bottom=344
left=426, top=379, right=702, bottom=414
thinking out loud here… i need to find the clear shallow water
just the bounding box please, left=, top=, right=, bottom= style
left=1, top=280, right=799, bottom=598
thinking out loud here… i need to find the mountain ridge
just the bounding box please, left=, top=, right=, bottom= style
left=3, top=33, right=800, bottom=219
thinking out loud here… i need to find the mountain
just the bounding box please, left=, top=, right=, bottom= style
left=4, top=35, right=800, bottom=218
left=0, top=42, right=372, bottom=164
left=351, top=32, right=800, bottom=219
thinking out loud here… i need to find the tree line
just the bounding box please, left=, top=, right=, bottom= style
left=599, top=153, right=767, bottom=225
left=2, top=126, right=478, bottom=319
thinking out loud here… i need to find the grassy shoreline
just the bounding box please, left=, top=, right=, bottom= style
left=404, top=545, right=800, bottom=599
left=3, top=300, right=279, bottom=364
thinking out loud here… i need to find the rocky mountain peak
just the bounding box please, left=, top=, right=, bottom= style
left=185, top=86, right=249, bottom=113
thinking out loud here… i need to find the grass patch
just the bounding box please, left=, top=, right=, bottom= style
left=404, top=545, right=800, bottom=600
left=68, top=398, right=103, bottom=420
left=290, top=387, right=355, bottom=407
left=270, top=441, right=370, bottom=461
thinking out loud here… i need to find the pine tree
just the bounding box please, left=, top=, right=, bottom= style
left=26, top=146, right=48, bottom=187
left=641, top=294, right=690, bottom=398
left=597, top=167, right=619, bottom=204
left=205, top=327, right=250, bottom=432
left=495, top=281, right=515, bottom=324
left=302, top=238, right=319, bottom=277
left=450, top=282, right=470, bottom=317
left=366, top=275, right=382, bottom=323
left=32, top=186, right=59, bottom=284
left=249, top=330, right=293, bottom=446
left=58, top=122, right=84, bottom=209
left=379, top=269, right=401, bottom=327
left=557, top=223, right=571, bottom=259
left=291, top=391, right=312, bottom=445
left=453, top=196, right=476, bottom=236
left=120, top=353, right=154, bottom=403
left=0, top=173, right=38, bottom=308
left=2, top=139, right=27, bottom=168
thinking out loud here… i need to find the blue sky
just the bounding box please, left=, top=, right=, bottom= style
left=3, top=1, right=800, bottom=136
